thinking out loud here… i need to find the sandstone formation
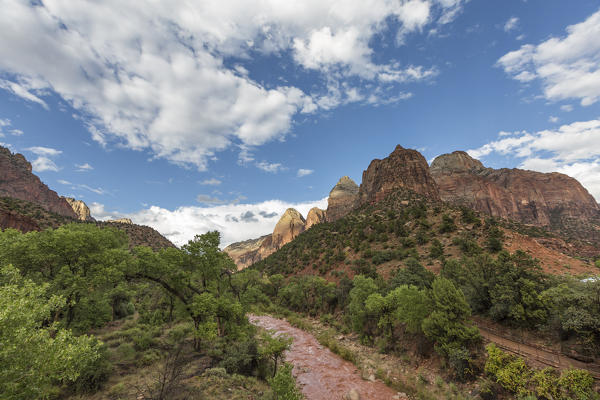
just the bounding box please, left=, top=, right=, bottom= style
left=0, top=209, right=40, bottom=232
left=271, top=208, right=306, bottom=250
left=430, top=151, right=600, bottom=234
left=306, top=207, right=327, bottom=229
left=225, top=208, right=311, bottom=269
left=357, top=145, right=440, bottom=206
left=63, top=197, right=95, bottom=221
left=107, top=218, right=133, bottom=224
left=224, top=235, right=271, bottom=270
left=326, top=176, right=359, bottom=221
left=0, top=146, right=77, bottom=219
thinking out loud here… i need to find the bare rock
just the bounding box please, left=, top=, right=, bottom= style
left=0, top=146, right=77, bottom=219
left=327, top=176, right=359, bottom=221
left=345, top=388, right=361, bottom=400
left=106, top=218, right=133, bottom=224
left=430, top=151, right=600, bottom=241
left=62, top=197, right=95, bottom=221
left=306, top=207, right=327, bottom=229
left=272, top=208, right=306, bottom=249
left=357, top=145, right=440, bottom=206
left=224, top=235, right=271, bottom=270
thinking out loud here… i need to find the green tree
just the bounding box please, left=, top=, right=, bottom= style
left=0, top=265, right=103, bottom=399
left=348, top=275, right=379, bottom=334
left=268, top=363, right=302, bottom=400
left=259, top=332, right=292, bottom=377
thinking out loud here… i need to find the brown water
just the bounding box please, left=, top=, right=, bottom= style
left=249, top=314, right=400, bottom=400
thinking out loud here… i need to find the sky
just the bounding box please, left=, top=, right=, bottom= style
left=1, top=0, right=600, bottom=247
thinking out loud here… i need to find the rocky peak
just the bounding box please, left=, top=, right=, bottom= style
left=430, top=151, right=485, bottom=174
left=0, top=146, right=77, bottom=219
left=357, top=145, right=440, bottom=205
left=62, top=197, right=95, bottom=221
left=272, top=208, right=306, bottom=249
left=326, top=176, right=359, bottom=221
left=306, top=207, right=327, bottom=229
left=430, top=151, right=600, bottom=239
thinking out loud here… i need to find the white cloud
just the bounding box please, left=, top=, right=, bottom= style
left=0, top=0, right=459, bottom=171
left=26, top=146, right=62, bottom=157
left=504, top=16, right=519, bottom=32
left=31, top=157, right=59, bottom=172
left=117, top=197, right=329, bottom=247
left=25, top=146, right=62, bottom=172
left=256, top=161, right=285, bottom=173
left=468, top=119, right=600, bottom=200
left=497, top=9, right=600, bottom=106
left=200, top=178, right=222, bottom=186
left=57, top=179, right=71, bottom=185
left=297, top=168, right=314, bottom=177
left=560, top=104, right=574, bottom=112
left=548, top=115, right=559, bottom=123
left=0, top=118, right=24, bottom=137
left=75, top=162, right=93, bottom=171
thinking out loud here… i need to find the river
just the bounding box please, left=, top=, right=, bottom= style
left=249, top=314, right=402, bottom=400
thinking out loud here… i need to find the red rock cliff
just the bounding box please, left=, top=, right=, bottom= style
left=357, top=145, right=440, bottom=205
left=0, top=146, right=77, bottom=219
left=430, top=151, right=600, bottom=229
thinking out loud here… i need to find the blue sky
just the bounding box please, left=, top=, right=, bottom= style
left=1, top=0, right=599, bottom=246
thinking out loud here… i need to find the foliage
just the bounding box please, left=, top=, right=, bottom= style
left=0, top=265, right=103, bottom=399
left=268, top=363, right=303, bottom=400
left=259, top=332, right=292, bottom=377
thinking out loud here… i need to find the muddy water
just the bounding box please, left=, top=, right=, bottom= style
left=249, top=315, right=400, bottom=400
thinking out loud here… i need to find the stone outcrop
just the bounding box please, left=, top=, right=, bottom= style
left=271, top=208, right=306, bottom=250
left=326, top=176, right=359, bottom=221
left=430, top=151, right=600, bottom=230
left=224, top=235, right=271, bottom=270
left=62, top=197, right=95, bottom=221
left=0, top=146, right=77, bottom=219
left=107, top=218, right=133, bottom=224
left=357, top=145, right=440, bottom=206
left=225, top=208, right=310, bottom=269
left=306, top=207, right=327, bottom=229
left=0, top=209, right=40, bottom=232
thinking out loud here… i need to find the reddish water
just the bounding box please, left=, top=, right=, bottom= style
left=249, top=315, right=400, bottom=400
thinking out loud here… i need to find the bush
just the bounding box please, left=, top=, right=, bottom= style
left=72, top=342, right=112, bottom=393
left=439, top=214, right=457, bottom=233
left=268, top=363, right=302, bottom=400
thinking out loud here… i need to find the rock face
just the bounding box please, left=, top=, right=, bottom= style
left=0, top=209, right=40, bottom=232
left=357, top=145, right=440, bottom=206
left=326, top=176, right=359, bottom=221
left=271, top=208, right=306, bottom=250
left=107, top=218, right=133, bottom=224
left=430, top=151, right=600, bottom=229
left=62, top=197, right=95, bottom=221
left=0, top=146, right=77, bottom=219
left=225, top=208, right=310, bottom=269
left=224, top=235, right=271, bottom=270
left=306, top=207, right=327, bottom=229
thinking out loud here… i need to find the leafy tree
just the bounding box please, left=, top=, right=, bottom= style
left=268, top=363, right=302, bottom=400
left=390, top=258, right=435, bottom=290
left=0, top=265, right=103, bottom=399
left=348, top=275, right=379, bottom=334
left=422, top=278, right=480, bottom=360
left=259, top=332, right=292, bottom=377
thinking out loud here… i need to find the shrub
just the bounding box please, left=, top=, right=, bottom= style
left=268, top=363, right=302, bottom=400
left=439, top=214, right=456, bottom=233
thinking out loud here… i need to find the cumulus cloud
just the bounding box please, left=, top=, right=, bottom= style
left=297, top=168, right=314, bottom=177
left=92, top=197, right=328, bottom=247
left=468, top=119, right=600, bottom=200
left=0, top=0, right=459, bottom=170
left=256, top=161, right=285, bottom=173
left=504, top=16, right=519, bottom=32
left=548, top=116, right=559, bottom=123
left=497, top=9, right=600, bottom=106
left=25, top=146, right=62, bottom=172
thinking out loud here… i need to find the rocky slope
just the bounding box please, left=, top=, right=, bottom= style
left=306, top=207, right=327, bottom=229
left=357, top=145, right=440, bottom=206
left=224, top=235, right=271, bottom=270
left=63, top=197, right=95, bottom=221
left=430, top=151, right=600, bottom=241
left=0, top=146, right=77, bottom=219
left=271, top=208, right=306, bottom=250
left=326, top=176, right=359, bottom=222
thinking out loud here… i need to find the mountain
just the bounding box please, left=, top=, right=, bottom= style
left=0, top=146, right=77, bottom=218
left=62, top=197, right=95, bottom=221
left=430, top=151, right=600, bottom=242
left=306, top=207, right=327, bottom=229
left=0, top=146, right=174, bottom=250
left=357, top=145, right=440, bottom=205
left=326, top=176, right=359, bottom=222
